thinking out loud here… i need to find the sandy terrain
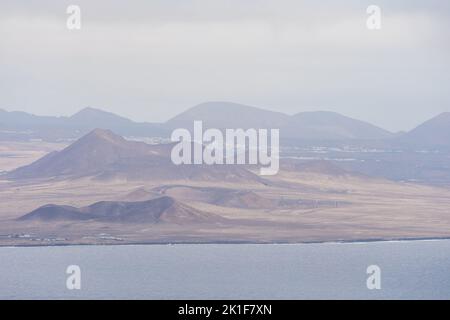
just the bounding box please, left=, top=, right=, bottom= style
left=0, top=141, right=66, bottom=172
left=1, top=167, right=450, bottom=246
left=1, top=134, right=450, bottom=246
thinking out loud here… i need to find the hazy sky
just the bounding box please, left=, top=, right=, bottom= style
left=1, top=0, right=449, bottom=132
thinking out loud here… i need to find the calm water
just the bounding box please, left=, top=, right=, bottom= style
left=1, top=241, right=450, bottom=299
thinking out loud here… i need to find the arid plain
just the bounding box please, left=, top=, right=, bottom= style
left=2, top=136, right=450, bottom=246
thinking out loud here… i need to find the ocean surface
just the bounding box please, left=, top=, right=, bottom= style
left=1, top=240, right=450, bottom=299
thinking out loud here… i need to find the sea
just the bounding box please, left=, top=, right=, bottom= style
left=1, top=240, right=449, bottom=299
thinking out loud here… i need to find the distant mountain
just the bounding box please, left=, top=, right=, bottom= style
left=0, top=108, right=63, bottom=126
left=166, top=102, right=394, bottom=141
left=1, top=102, right=407, bottom=142
left=19, top=196, right=222, bottom=224
left=69, top=107, right=133, bottom=126
left=0, top=108, right=72, bottom=141
left=285, top=111, right=393, bottom=140
left=5, top=128, right=265, bottom=184
left=0, top=107, right=167, bottom=141
left=67, top=107, right=167, bottom=137
left=166, top=101, right=290, bottom=130
left=399, top=112, right=450, bottom=147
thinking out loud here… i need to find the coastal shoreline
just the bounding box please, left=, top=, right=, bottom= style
left=2, top=236, right=450, bottom=248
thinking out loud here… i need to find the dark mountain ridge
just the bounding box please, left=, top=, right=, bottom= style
left=19, top=196, right=222, bottom=224
left=166, top=102, right=394, bottom=141
left=4, top=128, right=265, bottom=184
left=0, top=107, right=167, bottom=141
left=1, top=102, right=394, bottom=142
left=397, top=112, right=450, bottom=148
left=2, top=102, right=450, bottom=147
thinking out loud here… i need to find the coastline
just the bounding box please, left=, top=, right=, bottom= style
left=2, top=235, right=450, bottom=249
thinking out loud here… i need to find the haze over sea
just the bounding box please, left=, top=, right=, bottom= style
left=1, top=240, right=449, bottom=299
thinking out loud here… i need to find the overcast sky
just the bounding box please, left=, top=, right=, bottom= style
left=1, top=0, right=449, bottom=132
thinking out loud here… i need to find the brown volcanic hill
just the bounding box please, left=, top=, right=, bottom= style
left=153, top=185, right=278, bottom=209
left=151, top=184, right=345, bottom=210
left=19, top=196, right=222, bottom=224
left=210, top=190, right=277, bottom=209
left=18, top=204, right=91, bottom=222
left=121, top=187, right=160, bottom=201
left=5, top=128, right=265, bottom=184
left=5, top=128, right=154, bottom=179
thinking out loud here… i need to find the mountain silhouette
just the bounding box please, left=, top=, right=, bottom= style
left=166, top=101, right=393, bottom=141
left=1, top=102, right=396, bottom=142
left=286, top=111, right=392, bottom=140
left=0, top=107, right=166, bottom=141
left=399, top=112, right=450, bottom=147
left=166, top=101, right=289, bottom=130
left=19, top=196, right=223, bottom=224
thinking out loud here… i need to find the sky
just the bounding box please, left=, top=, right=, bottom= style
left=1, top=0, right=449, bottom=132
